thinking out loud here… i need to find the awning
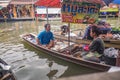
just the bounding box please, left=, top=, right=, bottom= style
left=0, top=0, right=11, bottom=9
left=0, top=1, right=10, bottom=3
left=10, top=0, right=38, bottom=5
left=35, top=0, right=61, bottom=8
left=0, top=3, right=9, bottom=7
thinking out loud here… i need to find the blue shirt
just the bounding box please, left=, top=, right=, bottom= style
left=37, top=30, right=54, bottom=45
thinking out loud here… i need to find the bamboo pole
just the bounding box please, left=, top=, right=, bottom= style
left=46, top=7, right=49, bottom=23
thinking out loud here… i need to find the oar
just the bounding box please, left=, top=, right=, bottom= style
left=0, top=73, right=11, bottom=80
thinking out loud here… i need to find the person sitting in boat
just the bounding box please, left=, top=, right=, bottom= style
left=60, top=25, right=69, bottom=35
left=97, top=20, right=112, bottom=34
left=82, top=24, right=94, bottom=40
left=36, top=23, right=54, bottom=49
left=82, top=20, right=112, bottom=40
left=97, top=20, right=113, bottom=39
left=72, top=25, right=105, bottom=62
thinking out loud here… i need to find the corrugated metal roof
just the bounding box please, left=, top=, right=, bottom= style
left=0, top=3, right=9, bottom=7
left=0, top=0, right=11, bottom=3
left=10, top=0, right=38, bottom=4
left=0, top=0, right=11, bottom=8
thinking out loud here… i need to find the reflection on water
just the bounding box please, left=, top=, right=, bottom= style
left=0, top=21, right=99, bottom=80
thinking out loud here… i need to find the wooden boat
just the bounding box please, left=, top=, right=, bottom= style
left=22, top=33, right=112, bottom=72
left=53, top=27, right=120, bottom=48
left=71, top=28, right=120, bottom=45
left=0, top=58, right=16, bottom=80
left=54, top=34, right=120, bottom=49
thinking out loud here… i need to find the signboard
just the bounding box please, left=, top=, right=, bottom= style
left=61, top=0, right=101, bottom=24
left=100, top=8, right=119, bottom=12
left=36, top=8, right=61, bottom=14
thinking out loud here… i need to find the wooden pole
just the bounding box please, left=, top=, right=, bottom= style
left=68, top=23, right=71, bottom=54
left=117, top=5, right=120, bottom=27
left=32, top=0, right=35, bottom=20
left=46, top=7, right=49, bottom=23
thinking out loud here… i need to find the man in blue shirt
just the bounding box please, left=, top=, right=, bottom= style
left=36, top=24, right=54, bottom=49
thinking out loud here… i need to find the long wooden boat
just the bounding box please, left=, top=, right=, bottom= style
left=0, top=58, right=16, bottom=80
left=22, top=33, right=112, bottom=72
left=54, top=27, right=120, bottom=48
left=54, top=34, right=120, bottom=49
left=71, top=28, right=120, bottom=45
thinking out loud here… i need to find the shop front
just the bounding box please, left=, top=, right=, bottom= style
left=9, top=0, right=37, bottom=18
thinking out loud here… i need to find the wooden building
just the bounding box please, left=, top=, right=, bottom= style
left=9, top=0, right=38, bottom=18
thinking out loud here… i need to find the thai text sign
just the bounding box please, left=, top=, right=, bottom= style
left=61, top=0, right=101, bottom=24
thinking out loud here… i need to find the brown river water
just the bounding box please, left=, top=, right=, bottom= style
left=0, top=21, right=99, bottom=80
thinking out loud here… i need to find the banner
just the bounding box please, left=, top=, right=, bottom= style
left=61, top=0, right=101, bottom=24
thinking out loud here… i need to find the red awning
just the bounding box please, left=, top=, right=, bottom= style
left=35, top=0, right=61, bottom=8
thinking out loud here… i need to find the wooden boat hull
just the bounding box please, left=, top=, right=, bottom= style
left=22, top=33, right=111, bottom=72
left=0, top=58, right=16, bottom=80
left=54, top=34, right=120, bottom=49
left=71, top=29, right=120, bottom=45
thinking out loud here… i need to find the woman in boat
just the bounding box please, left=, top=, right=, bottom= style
left=72, top=25, right=105, bottom=62
left=36, top=23, right=54, bottom=49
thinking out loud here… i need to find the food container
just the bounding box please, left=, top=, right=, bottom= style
left=104, top=55, right=116, bottom=66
